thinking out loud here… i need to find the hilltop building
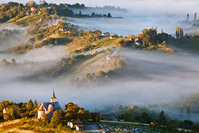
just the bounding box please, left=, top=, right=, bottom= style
left=37, top=90, right=62, bottom=120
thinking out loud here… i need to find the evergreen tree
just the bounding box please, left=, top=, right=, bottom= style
left=187, top=13, right=189, bottom=21
left=26, top=99, right=33, bottom=110
left=79, top=10, right=82, bottom=15
left=180, top=27, right=184, bottom=38
left=176, top=27, right=180, bottom=38
left=194, top=12, right=197, bottom=20
left=161, top=28, right=163, bottom=33
left=33, top=100, right=38, bottom=109
left=155, top=26, right=157, bottom=33
left=107, top=13, right=112, bottom=18
left=158, top=111, right=167, bottom=125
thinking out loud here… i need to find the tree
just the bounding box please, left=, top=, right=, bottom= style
left=155, top=26, right=157, bottom=33
left=77, top=108, right=85, bottom=120
left=141, top=28, right=157, bottom=46
left=179, top=27, right=184, bottom=38
left=192, top=124, right=199, bottom=132
left=0, top=101, right=15, bottom=111
left=91, top=12, right=95, bottom=17
left=26, top=99, right=33, bottom=110
left=176, top=27, right=180, bottom=38
left=187, top=13, right=189, bottom=21
left=140, top=112, right=152, bottom=124
left=50, top=110, right=64, bottom=128
left=79, top=10, right=82, bottom=15
left=33, top=100, right=38, bottom=109
left=65, top=102, right=90, bottom=121
left=194, top=12, right=197, bottom=21
left=123, top=112, right=135, bottom=122
left=107, top=13, right=112, bottom=17
left=158, top=111, right=166, bottom=125
left=65, top=102, right=80, bottom=121
left=3, top=108, right=17, bottom=120
left=166, top=120, right=178, bottom=132
left=161, top=28, right=163, bottom=33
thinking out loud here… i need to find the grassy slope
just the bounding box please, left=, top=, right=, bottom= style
left=67, top=37, right=122, bottom=53
left=51, top=51, right=117, bottom=78
left=168, top=38, right=199, bottom=52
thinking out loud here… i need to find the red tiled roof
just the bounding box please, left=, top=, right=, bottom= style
left=168, top=35, right=172, bottom=38
left=75, top=124, right=84, bottom=128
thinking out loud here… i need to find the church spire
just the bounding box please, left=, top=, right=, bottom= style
left=52, top=90, right=56, bottom=98
left=51, top=90, right=57, bottom=102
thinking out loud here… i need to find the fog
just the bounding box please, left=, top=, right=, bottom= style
left=0, top=0, right=199, bottom=122
left=1, top=35, right=199, bottom=121
left=63, top=0, right=198, bottom=36
left=1, top=46, right=199, bottom=109
left=0, top=24, right=29, bottom=51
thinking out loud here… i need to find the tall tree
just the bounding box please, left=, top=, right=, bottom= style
left=107, top=13, right=112, bottom=17
left=187, top=13, right=189, bottom=21
left=158, top=111, right=167, bottom=125
left=33, top=100, right=38, bottom=109
left=179, top=27, right=184, bottom=38
left=161, top=28, right=163, bottom=33
left=26, top=99, right=33, bottom=110
left=194, top=12, right=197, bottom=21
left=176, top=27, right=180, bottom=38
left=155, top=26, right=157, bottom=33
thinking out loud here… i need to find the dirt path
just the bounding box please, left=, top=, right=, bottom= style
left=0, top=119, right=27, bottom=133
left=4, top=128, right=37, bottom=133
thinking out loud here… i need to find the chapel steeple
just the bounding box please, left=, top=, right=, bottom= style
left=51, top=90, right=57, bottom=102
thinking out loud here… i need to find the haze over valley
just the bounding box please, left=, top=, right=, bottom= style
left=0, top=0, right=199, bottom=132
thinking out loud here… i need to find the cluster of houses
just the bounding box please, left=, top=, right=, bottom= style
left=67, top=121, right=84, bottom=131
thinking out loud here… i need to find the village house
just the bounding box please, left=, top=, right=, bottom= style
left=37, top=91, right=62, bottom=120
left=124, top=38, right=134, bottom=46
left=3, top=107, right=19, bottom=114
left=67, top=121, right=84, bottom=131
left=128, top=105, right=138, bottom=110
left=75, top=124, right=84, bottom=131
left=92, top=50, right=97, bottom=55
left=134, top=38, right=141, bottom=46
left=110, top=35, right=118, bottom=39
left=59, top=28, right=64, bottom=32
left=101, top=32, right=110, bottom=37
left=138, top=34, right=142, bottom=37
left=106, top=55, right=111, bottom=60
left=168, top=34, right=173, bottom=38
left=31, top=7, right=36, bottom=15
